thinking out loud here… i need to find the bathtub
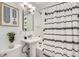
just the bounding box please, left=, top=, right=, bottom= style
left=0, top=44, right=26, bottom=57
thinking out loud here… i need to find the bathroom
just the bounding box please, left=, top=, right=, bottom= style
left=0, top=0, right=79, bottom=58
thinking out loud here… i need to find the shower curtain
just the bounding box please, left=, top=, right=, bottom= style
left=41, top=2, right=79, bottom=57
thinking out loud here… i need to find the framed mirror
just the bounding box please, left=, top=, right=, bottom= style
left=22, top=10, right=34, bottom=31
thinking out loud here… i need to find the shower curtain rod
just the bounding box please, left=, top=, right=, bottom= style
left=40, top=2, right=67, bottom=10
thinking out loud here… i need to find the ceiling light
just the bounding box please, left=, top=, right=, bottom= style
left=32, top=7, right=35, bottom=10
left=24, top=2, right=28, bottom=5
left=28, top=4, right=32, bottom=8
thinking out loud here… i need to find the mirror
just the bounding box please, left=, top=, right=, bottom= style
left=22, top=3, right=35, bottom=32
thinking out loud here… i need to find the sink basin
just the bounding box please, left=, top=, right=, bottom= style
left=21, top=37, right=41, bottom=44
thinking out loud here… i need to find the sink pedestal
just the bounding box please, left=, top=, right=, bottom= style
left=29, top=43, right=37, bottom=57
left=21, top=37, right=42, bottom=57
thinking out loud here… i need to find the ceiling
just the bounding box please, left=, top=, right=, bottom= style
left=28, top=2, right=59, bottom=10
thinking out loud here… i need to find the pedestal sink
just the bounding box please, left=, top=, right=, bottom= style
left=21, top=37, right=42, bottom=57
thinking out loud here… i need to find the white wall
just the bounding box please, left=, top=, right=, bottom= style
left=34, top=11, right=43, bottom=37
left=0, top=2, right=23, bottom=50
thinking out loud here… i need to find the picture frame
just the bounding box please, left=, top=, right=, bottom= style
left=0, top=2, right=19, bottom=27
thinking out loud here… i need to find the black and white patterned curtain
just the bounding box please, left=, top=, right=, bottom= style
left=41, top=2, right=79, bottom=57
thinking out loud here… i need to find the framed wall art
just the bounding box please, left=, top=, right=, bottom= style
left=0, top=2, right=19, bottom=27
